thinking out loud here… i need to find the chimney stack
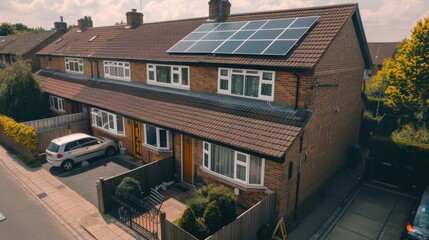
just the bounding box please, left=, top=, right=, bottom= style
left=126, top=9, right=143, bottom=28
left=54, top=16, right=67, bottom=31
left=77, top=16, right=93, bottom=31
left=208, top=0, right=230, bottom=21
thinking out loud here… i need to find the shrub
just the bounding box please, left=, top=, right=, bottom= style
left=0, top=115, right=38, bottom=152
left=178, top=208, right=198, bottom=235
left=187, top=195, right=209, bottom=218
left=194, top=184, right=211, bottom=198
left=203, top=201, right=221, bottom=234
left=116, top=177, right=143, bottom=199
left=207, top=185, right=237, bottom=224
left=392, top=124, right=429, bottom=144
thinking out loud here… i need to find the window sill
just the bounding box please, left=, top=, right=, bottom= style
left=199, top=166, right=266, bottom=193
left=50, top=108, right=65, bottom=113
left=91, top=125, right=126, bottom=137
left=142, top=144, right=172, bottom=154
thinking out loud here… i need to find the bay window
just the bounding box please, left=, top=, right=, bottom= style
left=203, top=142, right=264, bottom=186
left=49, top=95, right=65, bottom=112
left=218, top=68, right=274, bottom=101
left=91, top=108, right=125, bottom=135
left=104, top=61, right=131, bottom=81
left=144, top=124, right=170, bottom=150
left=147, top=64, right=189, bottom=89
left=65, top=57, right=83, bottom=73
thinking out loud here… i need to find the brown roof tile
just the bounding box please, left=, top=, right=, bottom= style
left=37, top=73, right=308, bottom=162
left=0, top=30, right=62, bottom=55
left=38, top=4, right=358, bottom=69
left=368, top=42, right=399, bottom=65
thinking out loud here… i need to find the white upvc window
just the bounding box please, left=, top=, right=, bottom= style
left=104, top=61, right=131, bottom=81
left=203, top=142, right=265, bottom=186
left=49, top=95, right=65, bottom=112
left=218, top=68, right=275, bottom=101
left=65, top=57, right=84, bottom=73
left=44, top=56, right=50, bottom=69
left=147, top=64, right=190, bottom=89
left=91, top=108, right=125, bottom=135
left=143, top=124, right=170, bottom=150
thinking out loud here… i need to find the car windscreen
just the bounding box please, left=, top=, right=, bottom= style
left=414, top=187, right=429, bottom=234
left=47, top=142, right=60, bottom=153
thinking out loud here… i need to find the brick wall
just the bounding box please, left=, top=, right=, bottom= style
left=190, top=66, right=218, bottom=93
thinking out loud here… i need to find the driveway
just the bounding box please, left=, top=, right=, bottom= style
left=42, top=155, right=138, bottom=206
left=322, top=183, right=416, bottom=240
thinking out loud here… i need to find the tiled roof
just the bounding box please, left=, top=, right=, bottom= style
left=0, top=30, right=62, bottom=55
left=38, top=4, right=360, bottom=69
left=368, top=42, right=399, bottom=65
left=36, top=71, right=310, bottom=162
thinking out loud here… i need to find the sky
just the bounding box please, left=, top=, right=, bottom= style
left=0, top=0, right=428, bottom=42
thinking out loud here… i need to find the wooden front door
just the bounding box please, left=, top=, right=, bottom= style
left=182, top=135, right=193, bottom=184
left=132, top=120, right=142, bottom=157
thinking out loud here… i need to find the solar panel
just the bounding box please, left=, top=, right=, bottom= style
left=168, top=16, right=319, bottom=56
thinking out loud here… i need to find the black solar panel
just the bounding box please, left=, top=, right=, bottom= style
left=168, top=16, right=319, bottom=56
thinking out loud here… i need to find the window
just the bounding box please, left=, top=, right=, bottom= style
left=203, top=142, right=264, bottom=186
left=147, top=64, right=190, bottom=89
left=44, top=56, right=50, bottom=69
left=104, top=61, right=131, bottom=81
left=144, top=124, right=169, bottom=150
left=218, top=68, right=274, bottom=101
left=49, top=95, right=65, bottom=112
left=91, top=108, right=125, bottom=135
left=65, top=57, right=84, bottom=73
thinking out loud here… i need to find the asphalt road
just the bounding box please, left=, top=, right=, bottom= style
left=0, top=163, right=75, bottom=240
left=42, top=156, right=138, bottom=206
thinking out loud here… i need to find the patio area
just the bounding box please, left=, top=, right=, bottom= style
left=157, top=183, right=195, bottom=222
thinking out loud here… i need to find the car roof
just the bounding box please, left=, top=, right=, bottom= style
left=51, top=133, right=94, bottom=145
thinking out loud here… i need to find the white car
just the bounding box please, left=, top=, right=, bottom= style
left=45, top=133, right=118, bottom=171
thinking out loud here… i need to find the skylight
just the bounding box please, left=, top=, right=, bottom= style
left=89, top=35, right=98, bottom=42
left=55, top=38, right=63, bottom=44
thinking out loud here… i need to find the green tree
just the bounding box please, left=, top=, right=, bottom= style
left=384, top=16, right=429, bottom=123
left=14, top=23, right=29, bottom=33
left=0, top=23, right=15, bottom=36
left=0, top=60, right=48, bottom=121
left=178, top=208, right=198, bottom=235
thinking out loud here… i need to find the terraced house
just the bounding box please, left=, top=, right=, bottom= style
left=35, top=1, right=371, bottom=220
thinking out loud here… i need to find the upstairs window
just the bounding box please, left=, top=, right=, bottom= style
left=65, top=57, right=83, bottom=73
left=147, top=64, right=189, bottom=89
left=218, top=68, right=274, bottom=101
left=104, top=61, right=131, bottom=81
left=49, top=95, right=65, bottom=112
left=144, top=124, right=170, bottom=150
left=91, top=108, right=125, bottom=135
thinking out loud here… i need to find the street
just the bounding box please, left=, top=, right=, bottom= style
left=0, top=163, right=75, bottom=240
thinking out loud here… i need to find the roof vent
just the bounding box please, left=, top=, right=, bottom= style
left=0, top=39, right=5, bottom=43
left=88, top=35, right=98, bottom=42
left=55, top=38, right=63, bottom=43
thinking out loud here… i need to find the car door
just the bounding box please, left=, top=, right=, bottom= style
left=78, top=137, right=105, bottom=160
left=63, top=140, right=85, bottom=163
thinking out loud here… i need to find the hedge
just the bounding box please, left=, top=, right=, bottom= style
left=0, top=115, right=38, bottom=152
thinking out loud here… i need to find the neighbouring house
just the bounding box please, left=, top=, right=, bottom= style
left=368, top=42, right=399, bottom=76
left=36, top=1, right=371, bottom=222
left=0, top=18, right=67, bottom=71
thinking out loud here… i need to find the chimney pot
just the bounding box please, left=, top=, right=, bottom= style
left=60, top=16, right=63, bottom=23
left=132, top=8, right=137, bottom=12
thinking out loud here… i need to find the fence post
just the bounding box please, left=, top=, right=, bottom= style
left=96, top=177, right=106, bottom=214
left=160, top=211, right=166, bottom=240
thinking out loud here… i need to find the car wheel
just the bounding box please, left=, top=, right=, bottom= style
left=106, top=147, right=116, bottom=157
left=62, top=160, right=74, bottom=171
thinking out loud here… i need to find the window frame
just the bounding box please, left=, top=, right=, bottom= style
left=218, top=68, right=275, bottom=101
left=143, top=124, right=170, bottom=151
left=147, top=63, right=190, bottom=89
left=49, top=95, right=65, bottom=112
left=103, top=60, right=131, bottom=81
left=65, top=57, right=84, bottom=74
left=90, top=108, right=125, bottom=136
left=203, top=141, right=265, bottom=187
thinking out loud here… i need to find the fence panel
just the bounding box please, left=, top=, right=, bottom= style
left=207, top=191, right=276, bottom=240
left=22, top=112, right=88, bottom=132
left=162, top=218, right=198, bottom=240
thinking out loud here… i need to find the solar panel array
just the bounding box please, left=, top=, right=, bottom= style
left=168, top=16, right=319, bottom=56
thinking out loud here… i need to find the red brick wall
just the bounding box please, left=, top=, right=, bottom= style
left=190, top=66, right=218, bottom=93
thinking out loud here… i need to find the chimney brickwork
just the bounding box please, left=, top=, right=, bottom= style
left=208, top=0, right=230, bottom=21
left=126, top=9, right=143, bottom=27
left=54, top=16, right=67, bottom=31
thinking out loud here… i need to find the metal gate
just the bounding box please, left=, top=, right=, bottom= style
left=109, top=189, right=163, bottom=240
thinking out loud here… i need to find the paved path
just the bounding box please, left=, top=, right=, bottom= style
left=321, top=183, right=415, bottom=240
left=0, top=162, right=75, bottom=240
left=0, top=145, right=137, bottom=240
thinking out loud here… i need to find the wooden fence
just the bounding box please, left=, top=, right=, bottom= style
left=161, top=190, right=276, bottom=240
left=97, top=156, right=175, bottom=214
left=21, top=112, right=90, bottom=153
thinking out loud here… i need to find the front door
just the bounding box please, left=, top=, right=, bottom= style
left=182, top=135, right=193, bottom=184
left=132, top=120, right=142, bottom=157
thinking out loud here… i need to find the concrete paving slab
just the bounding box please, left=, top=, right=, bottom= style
left=337, top=211, right=384, bottom=239
left=355, top=186, right=397, bottom=209
left=378, top=224, right=404, bottom=240
left=348, top=198, right=391, bottom=222
left=326, top=225, right=371, bottom=240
